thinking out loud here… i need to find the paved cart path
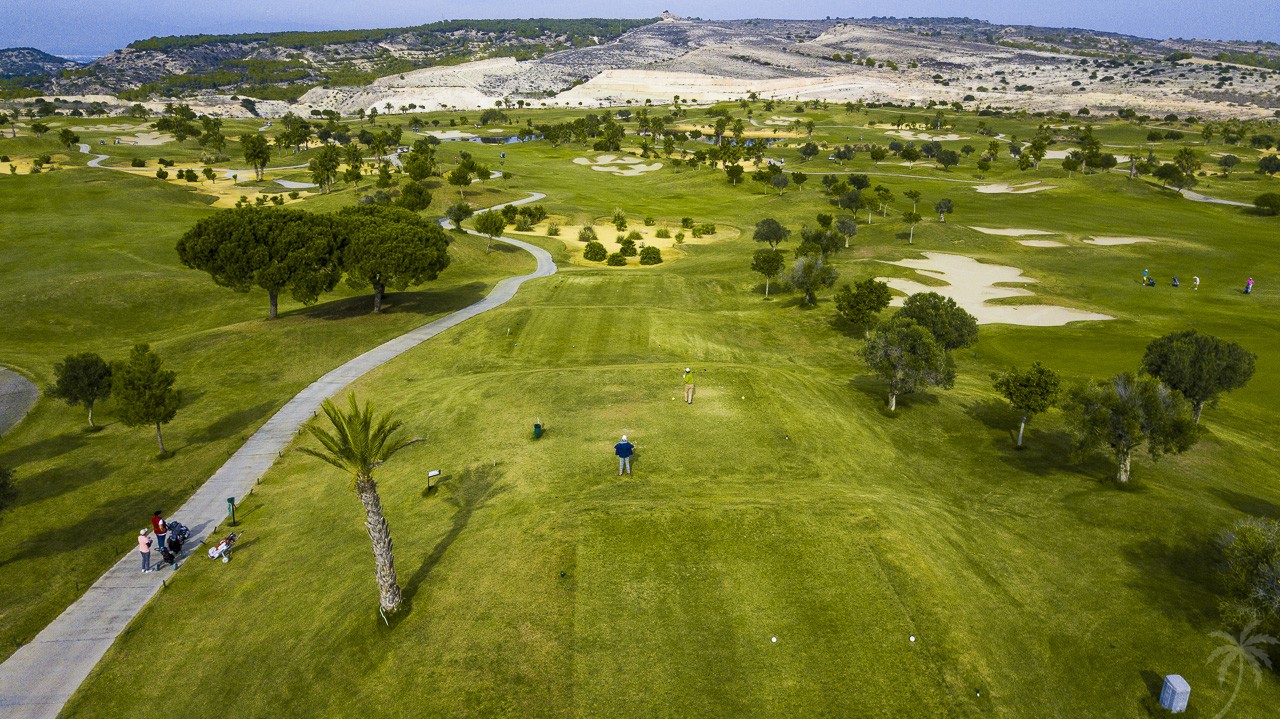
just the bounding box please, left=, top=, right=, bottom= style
left=0, top=192, right=553, bottom=719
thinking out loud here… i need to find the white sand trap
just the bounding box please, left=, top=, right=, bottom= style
left=421, top=130, right=476, bottom=140
left=573, top=154, right=662, bottom=176
left=885, top=130, right=971, bottom=142
left=878, top=252, right=1111, bottom=326
left=1085, top=236, right=1156, bottom=246
left=969, top=226, right=1056, bottom=237
left=763, top=115, right=802, bottom=125
left=79, top=123, right=141, bottom=132
left=975, top=181, right=1055, bottom=194
left=118, top=131, right=173, bottom=146
left=1018, top=240, right=1068, bottom=247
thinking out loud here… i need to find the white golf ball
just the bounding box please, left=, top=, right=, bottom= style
left=771, top=636, right=777, bottom=643
left=909, top=636, right=916, bottom=642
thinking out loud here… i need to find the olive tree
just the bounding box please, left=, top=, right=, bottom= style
left=1066, top=372, right=1197, bottom=483
left=1141, top=329, right=1255, bottom=424
left=790, top=255, right=838, bottom=305
left=861, top=316, right=954, bottom=411
left=750, top=249, right=785, bottom=297
left=835, top=279, right=892, bottom=337
left=473, top=210, right=507, bottom=254
left=895, top=292, right=978, bottom=351
left=992, top=362, right=1061, bottom=447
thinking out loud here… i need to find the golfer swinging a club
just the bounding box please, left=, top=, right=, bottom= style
left=683, top=367, right=695, bottom=404
left=615, top=434, right=635, bottom=476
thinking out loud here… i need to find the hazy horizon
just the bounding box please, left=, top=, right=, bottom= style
left=4, top=1, right=1278, bottom=57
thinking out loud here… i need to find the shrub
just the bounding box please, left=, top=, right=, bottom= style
left=288, top=191, right=300, bottom=200
left=271, top=195, right=284, bottom=205
left=639, top=246, right=663, bottom=265
left=514, top=216, right=534, bottom=231
left=612, top=208, right=627, bottom=230
left=158, top=158, right=174, bottom=167
left=606, top=252, right=627, bottom=266
left=619, top=238, right=638, bottom=257
left=696, top=222, right=716, bottom=235
left=674, top=231, right=686, bottom=244
left=643, top=216, right=656, bottom=226
left=1255, top=192, right=1280, bottom=216
left=681, top=217, right=695, bottom=229
left=0, top=155, right=8, bottom=162
left=547, top=222, right=561, bottom=236
left=655, top=228, right=671, bottom=238
left=583, top=240, right=607, bottom=261
left=155, top=168, right=169, bottom=180
left=578, top=226, right=598, bottom=242
left=626, top=230, right=642, bottom=242
left=130, top=158, right=146, bottom=167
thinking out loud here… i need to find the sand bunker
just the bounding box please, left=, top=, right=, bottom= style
left=885, top=130, right=971, bottom=142
left=79, top=123, right=142, bottom=133
left=762, top=115, right=802, bottom=125
left=1084, top=236, right=1155, bottom=246
left=1018, top=240, right=1068, bottom=247
left=878, top=252, right=1111, bottom=326
left=975, top=181, right=1055, bottom=195
left=419, top=130, right=476, bottom=140
left=969, top=227, right=1055, bottom=237
left=573, top=154, right=663, bottom=176
left=117, top=131, right=173, bottom=146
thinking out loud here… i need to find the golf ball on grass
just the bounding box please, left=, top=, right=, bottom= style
left=909, top=636, right=916, bottom=643
left=771, top=636, right=777, bottom=643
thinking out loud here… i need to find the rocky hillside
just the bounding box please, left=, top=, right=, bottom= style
left=0, top=47, right=80, bottom=78
left=3, top=16, right=1278, bottom=119
left=27, top=19, right=656, bottom=101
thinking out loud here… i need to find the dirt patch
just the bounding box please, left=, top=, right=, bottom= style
left=969, top=226, right=1055, bottom=237
left=514, top=218, right=737, bottom=268
left=878, top=252, right=1112, bottom=326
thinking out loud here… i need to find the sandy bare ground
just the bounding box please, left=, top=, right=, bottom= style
left=1018, top=240, right=1068, bottom=247
left=878, top=252, right=1112, bottom=326
left=969, top=226, right=1056, bottom=237
left=975, top=181, right=1056, bottom=195
left=514, top=217, right=736, bottom=267
left=1085, top=236, right=1156, bottom=245
left=573, top=154, right=663, bottom=176
left=885, top=130, right=971, bottom=142
left=116, top=131, right=172, bottom=146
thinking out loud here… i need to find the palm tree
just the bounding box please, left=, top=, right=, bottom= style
left=301, top=395, right=420, bottom=614
left=1206, top=622, right=1277, bottom=719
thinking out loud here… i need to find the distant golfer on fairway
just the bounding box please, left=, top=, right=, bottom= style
left=683, top=367, right=695, bottom=404
left=615, top=434, right=634, bottom=476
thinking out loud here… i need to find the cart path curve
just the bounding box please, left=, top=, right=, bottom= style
left=0, top=192, right=552, bottom=719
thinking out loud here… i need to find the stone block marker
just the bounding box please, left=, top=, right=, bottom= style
left=1160, top=674, right=1190, bottom=713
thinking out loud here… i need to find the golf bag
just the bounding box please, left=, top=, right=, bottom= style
left=207, top=532, right=238, bottom=563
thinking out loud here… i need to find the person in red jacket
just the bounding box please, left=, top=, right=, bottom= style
left=151, top=510, right=167, bottom=554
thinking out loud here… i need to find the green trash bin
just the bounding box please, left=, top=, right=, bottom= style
left=533, top=423, right=543, bottom=439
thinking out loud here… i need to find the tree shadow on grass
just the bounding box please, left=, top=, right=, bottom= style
left=184, top=401, right=276, bottom=445
left=280, top=281, right=489, bottom=322
left=402, top=464, right=506, bottom=609
left=9, top=459, right=113, bottom=510
left=1120, top=536, right=1220, bottom=631
left=1210, top=488, right=1280, bottom=520
left=0, top=491, right=153, bottom=571
left=0, top=430, right=92, bottom=467
left=846, top=375, right=938, bottom=418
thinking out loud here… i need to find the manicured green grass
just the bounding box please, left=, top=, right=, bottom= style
left=0, top=166, right=533, bottom=660
left=4, top=103, right=1280, bottom=716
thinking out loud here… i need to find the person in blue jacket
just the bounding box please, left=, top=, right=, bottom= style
left=615, top=434, right=635, bottom=476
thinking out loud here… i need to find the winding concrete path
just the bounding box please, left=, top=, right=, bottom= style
left=0, top=194, right=554, bottom=719
left=0, top=368, right=39, bottom=438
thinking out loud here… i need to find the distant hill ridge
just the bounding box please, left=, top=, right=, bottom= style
left=0, top=47, right=80, bottom=78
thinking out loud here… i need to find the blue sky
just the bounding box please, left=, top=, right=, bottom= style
left=5, top=1, right=1278, bottom=57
